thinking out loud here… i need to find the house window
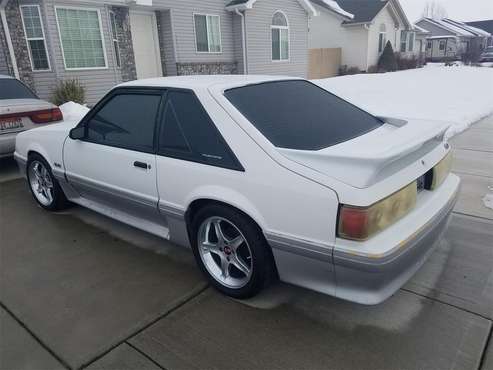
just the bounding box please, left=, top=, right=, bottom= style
left=20, top=5, right=50, bottom=71
left=55, top=7, right=107, bottom=70
left=378, top=24, right=386, bottom=53
left=408, top=32, right=415, bottom=52
left=427, top=40, right=432, bottom=49
left=271, top=11, right=289, bottom=61
left=439, top=40, right=446, bottom=51
left=400, top=30, right=407, bottom=52
left=194, top=14, right=222, bottom=53
left=109, top=11, right=121, bottom=68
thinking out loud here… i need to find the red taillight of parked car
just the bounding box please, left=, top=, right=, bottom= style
left=0, top=108, right=63, bottom=124
left=30, top=108, right=63, bottom=124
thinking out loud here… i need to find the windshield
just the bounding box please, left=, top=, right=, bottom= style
left=224, top=80, right=383, bottom=151
left=0, top=78, right=38, bottom=100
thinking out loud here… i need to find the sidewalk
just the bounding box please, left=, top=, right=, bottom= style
left=451, top=115, right=493, bottom=220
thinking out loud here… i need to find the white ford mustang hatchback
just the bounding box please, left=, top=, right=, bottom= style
left=15, top=76, right=460, bottom=304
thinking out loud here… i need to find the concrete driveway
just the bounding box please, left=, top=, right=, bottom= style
left=1, top=116, right=492, bottom=370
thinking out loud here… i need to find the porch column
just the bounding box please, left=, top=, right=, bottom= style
left=111, top=6, right=137, bottom=82
left=5, top=0, right=34, bottom=89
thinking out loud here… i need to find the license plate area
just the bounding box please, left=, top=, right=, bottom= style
left=417, top=174, right=426, bottom=192
left=0, top=118, right=24, bottom=132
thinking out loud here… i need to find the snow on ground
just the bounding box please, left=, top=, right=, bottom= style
left=59, top=101, right=90, bottom=122
left=314, top=66, right=493, bottom=139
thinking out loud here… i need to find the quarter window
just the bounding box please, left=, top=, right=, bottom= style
left=56, top=7, right=107, bottom=69
left=158, top=91, right=240, bottom=170
left=271, top=12, right=289, bottom=61
left=20, top=5, right=50, bottom=71
left=87, top=93, right=161, bottom=152
left=109, top=11, right=121, bottom=68
left=194, top=14, right=221, bottom=53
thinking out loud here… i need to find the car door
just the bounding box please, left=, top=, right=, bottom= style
left=64, top=88, right=164, bottom=225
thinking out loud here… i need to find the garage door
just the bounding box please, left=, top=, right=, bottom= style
left=130, top=12, right=162, bottom=79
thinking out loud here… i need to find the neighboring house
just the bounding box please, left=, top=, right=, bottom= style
left=466, top=19, right=493, bottom=46
left=0, top=0, right=316, bottom=105
left=416, top=18, right=491, bottom=61
left=308, top=0, right=415, bottom=73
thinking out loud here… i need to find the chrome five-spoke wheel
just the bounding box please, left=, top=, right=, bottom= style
left=28, top=160, right=54, bottom=207
left=198, top=216, right=253, bottom=289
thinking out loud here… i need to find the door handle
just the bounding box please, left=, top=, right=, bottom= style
left=133, top=161, right=149, bottom=169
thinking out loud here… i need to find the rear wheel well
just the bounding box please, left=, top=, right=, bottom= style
left=185, top=199, right=279, bottom=277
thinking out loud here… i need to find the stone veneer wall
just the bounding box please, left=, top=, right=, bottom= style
left=111, top=6, right=137, bottom=82
left=176, top=62, right=237, bottom=75
left=0, top=17, right=13, bottom=75
left=5, top=0, right=34, bottom=89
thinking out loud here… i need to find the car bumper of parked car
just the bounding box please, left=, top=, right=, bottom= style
left=0, top=133, right=17, bottom=157
left=13, top=152, right=27, bottom=177
left=333, top=174, right=460, bottom=305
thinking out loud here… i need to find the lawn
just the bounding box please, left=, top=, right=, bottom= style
left=314, top=65, right=493, bottom=139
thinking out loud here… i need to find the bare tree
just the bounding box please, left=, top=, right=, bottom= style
left=422, top=1, right=448, bottom=20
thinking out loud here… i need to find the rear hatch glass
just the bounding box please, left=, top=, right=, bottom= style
left=0, top=78, right=38, bottom=100
left=224, top=80, right=383, bottom=151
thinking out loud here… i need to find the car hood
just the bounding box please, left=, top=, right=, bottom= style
left=277, top=117, right=450, bottom=189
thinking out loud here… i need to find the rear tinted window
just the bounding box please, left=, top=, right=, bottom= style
left=224, top=80, right=383, bottom=151
left=0, top=78, right=38, bottom=100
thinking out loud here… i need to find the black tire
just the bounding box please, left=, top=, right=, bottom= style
left=190, top=204, right=275, bottom=299
left=26, top=154, right=71, bottom=211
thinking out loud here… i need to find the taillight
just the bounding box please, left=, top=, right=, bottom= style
left=30, top=108, right=63, bottom=124
left=430, top=151, right=453, bottom=190
left=338, top=181, right=417, bottom=241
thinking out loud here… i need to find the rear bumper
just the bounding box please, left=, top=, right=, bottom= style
left=333, top=174, right=460, bottom=304
left=0, top=133, right=17, bottom=157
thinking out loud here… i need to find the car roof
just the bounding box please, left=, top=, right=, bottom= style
left=118, top=75, right=302, bottom=91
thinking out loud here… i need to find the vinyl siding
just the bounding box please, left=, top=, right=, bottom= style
left=367, top=5, right=404, bottom=68
left=308, top=3, right=369, bottom=71
left=39, top=0, right=122, bottom=106
left=0, top=34, right=9, bottom=75
left=153, top=0, right=235, bottom=65
left=243, top=0, right=309, bottom=77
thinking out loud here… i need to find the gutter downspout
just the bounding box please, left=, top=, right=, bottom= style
left=0, top=0, right=19, bottom=78
left=235, top=9, right=248, bottom=74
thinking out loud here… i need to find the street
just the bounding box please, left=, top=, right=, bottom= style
left=1, top=116, right=492, bottom=370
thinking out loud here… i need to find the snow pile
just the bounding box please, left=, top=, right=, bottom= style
left=320, top=0, right=354, bottom=19
left=313, top=66, right=493, bottom=139
left=483, top=186, right=493, bottom=211
left=59, top=101, right=90, bottom=122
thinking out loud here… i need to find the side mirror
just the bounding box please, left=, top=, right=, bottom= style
left=69, top=126, right=85, bottom=140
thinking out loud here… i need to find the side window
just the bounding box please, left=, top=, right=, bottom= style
left=87, top=93, right=161, bottom=152
left=158, top=91, right=241, bottom=170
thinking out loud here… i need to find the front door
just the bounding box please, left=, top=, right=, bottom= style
left=64, top=90, right=165, bottom=225
left=130, top=11, right=162, bottom=79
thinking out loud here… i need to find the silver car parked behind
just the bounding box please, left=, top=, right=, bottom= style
left=0, top=74, right=63, bottom=157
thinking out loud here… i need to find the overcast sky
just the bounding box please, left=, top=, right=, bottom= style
left=400, top=0, right=493, bottom=23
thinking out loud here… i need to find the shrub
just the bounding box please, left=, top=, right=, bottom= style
left=52, top=79, right=85, bottom=106
left=378, top=41, right=398, bottom=72
left=395, top=53, right=419, bottom=70
left=338, top=65, right=361, bottom=76
left=367, top=65, right=380, bottom=73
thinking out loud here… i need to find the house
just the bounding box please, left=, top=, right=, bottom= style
left=416, top=18, right=491, bottom=61
left=466, top=19, right=493, bottom=46
left=308, top=0, right=415, bottom=74
left=0, top=0, right=317, bottom=105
